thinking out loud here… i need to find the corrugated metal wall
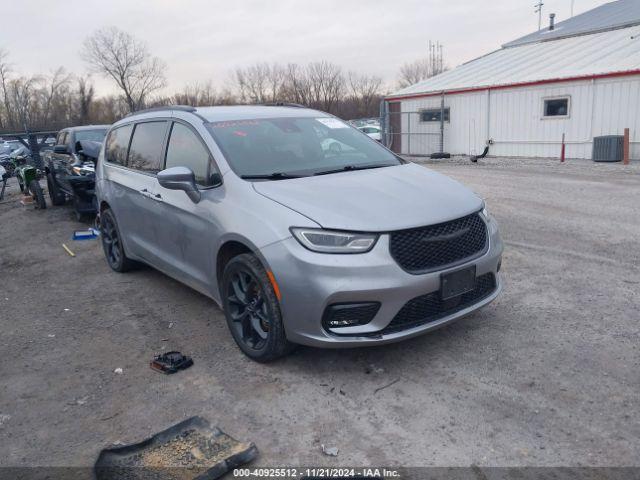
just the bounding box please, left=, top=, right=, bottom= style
left=398, top=75, right=640, bottom=159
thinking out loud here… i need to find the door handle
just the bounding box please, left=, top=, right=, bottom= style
left=139, top=188, right=152, bottom=199
left=152, top=193, right=163, bottom=202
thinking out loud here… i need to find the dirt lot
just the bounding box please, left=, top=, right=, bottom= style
left=1, top=157, right=638, bottom=469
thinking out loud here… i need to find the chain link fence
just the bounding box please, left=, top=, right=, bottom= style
left=380, top=100, right=447, bottom=157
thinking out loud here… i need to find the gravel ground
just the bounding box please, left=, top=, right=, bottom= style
left=0, top=157, right=638, bottom=469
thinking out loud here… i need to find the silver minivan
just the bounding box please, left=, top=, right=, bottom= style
left=96, top=105, right=503, bottom=361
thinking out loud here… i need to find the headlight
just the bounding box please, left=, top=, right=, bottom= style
left=291, top=228, right=378, bottom=253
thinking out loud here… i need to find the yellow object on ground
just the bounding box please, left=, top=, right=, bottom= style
left=62, top=243, right=75, bottom=257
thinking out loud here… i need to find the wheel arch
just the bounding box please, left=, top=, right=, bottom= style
left=99, top=200, right=111, bottom=214
left=215, top=235, right=273, bottom=300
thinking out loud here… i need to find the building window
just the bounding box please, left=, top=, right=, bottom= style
left=420, top=108, right=450, bottom=123
left=543, top=97, right=570, bottom=118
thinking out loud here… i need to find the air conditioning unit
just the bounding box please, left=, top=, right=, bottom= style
left=592, top=135, right=623, bottom=162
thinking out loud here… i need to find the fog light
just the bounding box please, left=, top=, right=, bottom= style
left=322, top=302, right=380, bottom=329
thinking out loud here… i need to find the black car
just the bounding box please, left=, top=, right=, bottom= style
left=44, top=125, right=109, bottom=220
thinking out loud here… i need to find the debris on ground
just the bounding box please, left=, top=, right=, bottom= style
left=321, top=444, right=339, bottom=456
left=113, top=368, right=123, bottom=375
left=150, top=351, right=193, bottom=374
left=0, top=414, right=11, bottom=427
left=68, top=396, right=89, bottom=406
left=94, top=416, right=258, bottom=479
left=62, top=243, right=75, bottom=257
left=168, top=322, right=174, bottom=329
left=73, top=228, right=99, bottom=241
left=373, top=378, right=401, bottom=395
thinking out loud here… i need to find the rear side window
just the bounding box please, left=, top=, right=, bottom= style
left=105, top=124, right=133, bottom=166
left=165, top=123, right=213, bottom=185
left=127, top=121, right=167, bottom=173
left=75, top=129, right=108, bottom=143
left=57, top=132, right=68, bottom=146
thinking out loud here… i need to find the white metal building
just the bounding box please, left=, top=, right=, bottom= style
left=385, top=0, right=640, bottom=160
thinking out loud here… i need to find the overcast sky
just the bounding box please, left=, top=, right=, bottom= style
left=2, top=0, right=609, bottom=96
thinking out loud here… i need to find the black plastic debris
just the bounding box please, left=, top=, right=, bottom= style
left=95, top=416, right=258, bottom=480
left=151, top=351, right=193, bottom=374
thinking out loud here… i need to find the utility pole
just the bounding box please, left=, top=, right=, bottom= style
left=535, top=0, right=544, bottom=30
left=571, top=0, right=575, bottom=17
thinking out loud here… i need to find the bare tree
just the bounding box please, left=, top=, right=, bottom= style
left=76, top=77, right=95, bottom=124
left=81, top=27, right=166, bottom=112
left=281, top=63, right=311, bottom=105
left=347, top=72, right=382, bottom=117
left=9, top=75, right=41, bottom=130
left=397, top=42, right=448, bottom=88
left=174, top=81, right=216, bottom=106
left=0, top=49, right=13, bottom=129
left=234, top=63, right=287, bottom=104
left=41, top=67, right=72, bottom=125
left=306, top=61, right=344, bottom=112
left=398, top=59, right=428, bottom=88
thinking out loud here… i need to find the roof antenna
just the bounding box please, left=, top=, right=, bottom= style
left=535, top=1, right=544, bottom=31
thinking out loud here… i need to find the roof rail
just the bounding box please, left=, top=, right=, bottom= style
left=126, top=105, right=197, bottom=117
left=261, top=102, right=307, bottom=108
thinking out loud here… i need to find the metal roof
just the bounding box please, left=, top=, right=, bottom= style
left=389, top=24, right=640, bottom=98
left=504, top=0, right=640, bottom=48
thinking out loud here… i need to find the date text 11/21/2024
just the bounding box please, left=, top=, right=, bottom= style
left=232, top=467, right=401, bottom=478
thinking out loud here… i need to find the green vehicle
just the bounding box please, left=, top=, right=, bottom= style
left=9, top=147, right=46, bottom=209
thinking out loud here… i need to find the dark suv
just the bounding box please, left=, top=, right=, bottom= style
left=45, top=125, right=109, bottom=220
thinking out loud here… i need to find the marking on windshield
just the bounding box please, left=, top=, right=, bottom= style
left=210, top=120, right=260, bottom=129
left=316, top=118, right=348, bottom=129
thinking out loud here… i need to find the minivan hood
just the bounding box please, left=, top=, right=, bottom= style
left=253, top=163, right=483, bottom=232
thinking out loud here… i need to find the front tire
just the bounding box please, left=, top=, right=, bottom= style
left=100, top=208, right=136, bottom=272
left=221, top=253, right=294, bottom=362
left=29, top=180, right=46, bottom=209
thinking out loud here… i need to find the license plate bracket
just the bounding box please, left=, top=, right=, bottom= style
left=441, top=266, right=476, bottom=300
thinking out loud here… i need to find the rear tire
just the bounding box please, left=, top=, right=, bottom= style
left=100, top=208, right=137, bottom=272
left=221, top=253, right=294, bottom=362
left=29, top=180, right=46, bottom=209
left=47, top=173, right=66, bottom=206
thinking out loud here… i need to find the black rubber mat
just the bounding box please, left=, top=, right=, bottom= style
left=94, top=416, right=258, bottom=480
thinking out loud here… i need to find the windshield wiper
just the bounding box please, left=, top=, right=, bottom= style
left=240, top=172, right=304, bottom=180
left=313, top=163, right=397, bottom=176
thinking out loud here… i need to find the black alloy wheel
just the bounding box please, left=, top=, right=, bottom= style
left=221, top=253, right=294, bottom=362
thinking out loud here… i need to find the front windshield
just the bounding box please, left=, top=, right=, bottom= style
left=75, top=129, right=108, bottom=142
left=206, top=116, right=401, bottom=177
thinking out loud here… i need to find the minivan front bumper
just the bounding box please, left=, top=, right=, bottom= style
left=260, top=215, right=504, bottom=348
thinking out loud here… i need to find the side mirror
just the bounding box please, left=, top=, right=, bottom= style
left=53, top=145, right=69, bottom=154
left=157, top=166, right=201, bottom=203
